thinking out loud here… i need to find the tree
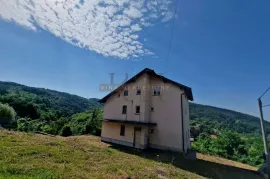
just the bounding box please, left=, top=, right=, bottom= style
left=91, top=109, right=98, bottom=122
left=0, top=102, right=16, bottom=127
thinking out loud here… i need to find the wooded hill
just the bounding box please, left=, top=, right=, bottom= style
left=0, top=81, right=103, bottom=136
left=190, top=103, right=267, bottom=137
left=0, top=81, right=101, bottom=119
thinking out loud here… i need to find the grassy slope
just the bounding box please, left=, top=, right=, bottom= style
left=0, top=130, right=263, bottom=179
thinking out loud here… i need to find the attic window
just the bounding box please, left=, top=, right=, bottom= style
left=124, top=90, right=128, bottom=96
left=153, top=87, right=161, bottom=96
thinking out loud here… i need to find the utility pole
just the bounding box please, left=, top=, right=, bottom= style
left=258, top=98, right=268, bottom=156
left=258, top=87, right=270, bottom=178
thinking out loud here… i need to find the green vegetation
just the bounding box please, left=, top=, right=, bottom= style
left=192, top=131, right=264, bottom=167
left=60, top=126, right=72, bottom=137
left=190, top=103, right=269, bottom=136
left=190, top=103, right=267, bottom=167
left=0, top=130, right=262, bottom=179
left=0, top=81, right=102, bottom=136
left=0, top=102, right=16, bottom=128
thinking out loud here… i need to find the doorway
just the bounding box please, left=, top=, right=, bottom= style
left=134, top=127, right=141, bottom=148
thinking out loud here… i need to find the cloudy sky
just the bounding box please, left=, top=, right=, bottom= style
left=0, top=0, right=270, bottom=118
left=0, top=0, right=174, bottom=58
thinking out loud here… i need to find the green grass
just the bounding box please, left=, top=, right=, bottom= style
left=0, top=130, right=264, bottom=179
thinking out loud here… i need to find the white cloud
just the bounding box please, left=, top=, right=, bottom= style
left=0, top=0, right=173, bottom=59
left=123, top=6, right=143, bottom=19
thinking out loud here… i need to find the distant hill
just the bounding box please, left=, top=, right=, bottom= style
left=190, top=103, right=269, bottom=136
left=0, top=81, right=102, bottom=119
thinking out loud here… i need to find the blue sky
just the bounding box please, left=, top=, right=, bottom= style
left=0, top=0, right=270, bottom=118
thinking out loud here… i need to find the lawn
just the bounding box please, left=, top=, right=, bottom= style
left=0, top=130, right=264, bottom=179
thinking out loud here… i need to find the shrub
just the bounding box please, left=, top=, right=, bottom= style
left=41, top=125, right=56, bottom=134
left=27, top=120, right=42, bottom=132
left=0, top=102, right=16, bottom=128
left=60, top=126, right=72, bottom=137
left=17, top=118, right=30, bottom=132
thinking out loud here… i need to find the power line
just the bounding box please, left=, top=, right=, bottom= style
left=259, top=87, right=270, bottom=99
left=263, top=104, right=270, bottom=108
left=164, top=0, right=179, bottom=72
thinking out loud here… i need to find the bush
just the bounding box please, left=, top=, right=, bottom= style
left=60, top=126, right=72, bottom=137
left=17, top=118, right=30, bottom=132
left=0, top=102, right=16, bottom=128
left=41, top=125, right=57, bottom=134
left=27, top=120, right=42, bottom=132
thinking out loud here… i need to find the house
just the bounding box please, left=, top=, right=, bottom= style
left=99, top=68, right=193, bottom=154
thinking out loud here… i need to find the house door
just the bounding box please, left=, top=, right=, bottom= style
left=134, top=127, right=141, bottom=149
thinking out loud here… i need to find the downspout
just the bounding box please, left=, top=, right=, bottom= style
left=181, top=93, right=185, bottom=154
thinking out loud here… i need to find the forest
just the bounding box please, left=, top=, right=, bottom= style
left=0, top=81, right=103, bottom=136
left=0, top=81, right=268, bottom=167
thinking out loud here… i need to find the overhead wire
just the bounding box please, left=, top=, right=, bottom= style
left=164, top=0, right=180, bottom=74
left=259, top=87, right=270, bottom=99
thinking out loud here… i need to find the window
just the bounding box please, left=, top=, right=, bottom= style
left=136, top=88, right=141, bottom=95
left=150, top=129, right=154, bottom=133
left=153, top=87, right=161, bottom=96
left=124, top=90, right=128, bottom=96
left=122, top=105, right=127, bottom=114
left=150, top=107, right=154, bottom=112
left=135, top=106, right=140, bottom=114
left=117, top=93, right=120, bottom=97
left=120, top=125, right=125, bottom=136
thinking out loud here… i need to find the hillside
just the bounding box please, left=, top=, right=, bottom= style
left=0, top=81, right=102, bottom=119
left=0, top=130, right=262, bottom=179
left=0, top=81, right=103, bottom=136
left=189, top=103, right=268, bottom=136
left=189, top=103, right=268, bottom=167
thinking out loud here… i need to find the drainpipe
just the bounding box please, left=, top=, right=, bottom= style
left=181, top=93, right=185, bottom=154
